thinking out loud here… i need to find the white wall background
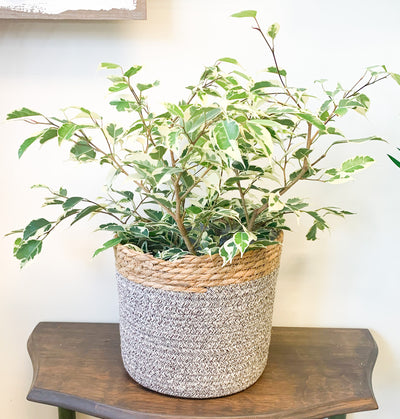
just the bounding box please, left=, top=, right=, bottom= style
left=1, top=1, right=399, bottom=418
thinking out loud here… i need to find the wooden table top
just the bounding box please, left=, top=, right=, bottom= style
left=27, top=322, right=378, bottom=419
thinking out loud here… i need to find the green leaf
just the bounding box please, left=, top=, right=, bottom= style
left=110, top=99, right=138, bottom=112
left=18, top=135, right=39, bottom=158
left=217, top=57, right=240, bottom=65
left=58, top=122, right=82, bottom=142
left=296, top=112, right=326, bottom=130
left=226, top=90, right=248, bottom=100
left=326, top=156, right=374, bottom=183
left=267, top=67, right=287, bottom=77
left=268, top=193, right=285, bottom=212
left=390, top=73, right=400, bottom=85
left=100, top=62, right=121, bottom=69
left=292, top=148, right=312, bottom=159
left=7, top=107, right=41, bottom=120
left=23, top=218, right=51, bottom=240
left=289, top=167, right=315, bottom=181
left=186, top=205, right=202, bottom=215
left=250, top=81, right=276, bottom=91
left=232, top=70, right=251, bottom=81
left=213, top=119, right=241, bottom=160
left=224, top=176, right=251, bottom=186
left=306, top=224, right=318, bottom=241
left=247, top=121, right=273, bottom=157
left=146, top=193, right=174, bottom=210
left=250, top=118, right=287, bottom=130
left=124, top=65, right=143, bottom=77
left=342, top=156, right=374, bottom=173
left=219, top=238, right=238, bottom=265
left=388, top=153, right=400, bottom=168
left=129, top=225, right=149, bottom=237
left=137, top=81, right=159, bottom=91
left=62, top=197, right=83, bottom=211
left=286, top=197, right=309, bottom=210
left=106, top=123, right=123, bottom=139
left=109, top=82, right=129, bottom=92
left=15, top=239, right=42, bottom=265
left=70, top=141, right=96, bottom=161
left=327, top=127, right=344, bottom=136
left=99, top=223, right=125, bottom=232
left=143, top=209, right=164, bottom=221
left=93, top=237, right=122, bottom=257
left=149, top=145, right=167, bottom=160
left=231, top=10, right=257, bottom=18
left=335, top=107, right=348, bottom=116
left=39, top=128, right=58, bottom=144
left=215, top=119, right=239, bottom=147
left=331, top=136, right=385, bottom=147
left=164, top=103, right=184, bottom=119
left=185, top=107, right=221, bottom=134
left=233, top=231, right=252, bottom=255
left=267, top=23, right=280, bottom=39
left=71, top=205, right=100, bottom=225
left=307, top=211, right=327, bottom=224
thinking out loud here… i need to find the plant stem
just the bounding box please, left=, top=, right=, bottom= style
left=174, top=178, right=196, bottom=254
left=126, top=81, right=156, bottom=150
left=235, top=173, right=250, bottom=225
left=180, top=166, right=212, bottom=200
left=253, top=17, right=301, bottom=109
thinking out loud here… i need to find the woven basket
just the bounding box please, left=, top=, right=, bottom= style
left=115, top=233, right=283, bottom=398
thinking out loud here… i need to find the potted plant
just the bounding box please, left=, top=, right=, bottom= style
left=8, top=10, right=400, bottom=398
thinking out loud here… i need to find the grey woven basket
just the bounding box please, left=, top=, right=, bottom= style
left=115, top=236, right=283, bottom=399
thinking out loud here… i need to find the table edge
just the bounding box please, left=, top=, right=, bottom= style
left=26, top=322, right=379, bottom=419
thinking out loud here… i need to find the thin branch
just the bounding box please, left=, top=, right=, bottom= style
left=174, top=178, right=196, bottom=254
left=253, top=17, right=301, bottom=109
left=180, top=166, right=212, bottom=201
left=126, top=81, right=156, bottom=149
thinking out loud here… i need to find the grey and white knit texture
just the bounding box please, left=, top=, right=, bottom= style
left=117, top=268, right=279, bottom=398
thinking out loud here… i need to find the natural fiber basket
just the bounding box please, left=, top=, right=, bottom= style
left=115, top=232, right=283, bottom=398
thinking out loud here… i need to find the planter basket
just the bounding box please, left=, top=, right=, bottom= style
left=115, top=233, right=283, bottom=399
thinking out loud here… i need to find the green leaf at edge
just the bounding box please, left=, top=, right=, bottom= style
left=217, top=57, right=240, bottom=65
left=390, top=73, right=400, bottom=86
left=18, top=136, right=39, bottom=158
left=93, top=237, right=122, bottom=257
left=100, top=62, right=121, bottom=69
left=231, top=10, right=257, bottom=18
left=7, top=107, right=41, bottom=120
left=388, top=154, right=400, bottom=168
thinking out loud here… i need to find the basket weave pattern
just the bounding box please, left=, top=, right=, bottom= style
left=115, top=237, right=283, bottom=398
left=115, top=232, right=283, bottom=292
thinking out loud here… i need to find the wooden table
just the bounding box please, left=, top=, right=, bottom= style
left=27, top=323, right=378, bottom=419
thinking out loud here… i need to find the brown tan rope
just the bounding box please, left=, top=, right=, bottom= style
left=114, top=231, right=283, bottom=292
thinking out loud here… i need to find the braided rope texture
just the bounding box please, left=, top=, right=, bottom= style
left=115, top=231, right=283, bottom=292
left=116, top=241, right=283, bottom=398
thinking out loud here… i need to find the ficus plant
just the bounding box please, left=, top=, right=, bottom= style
left=8, top=10, right=400, bottom=267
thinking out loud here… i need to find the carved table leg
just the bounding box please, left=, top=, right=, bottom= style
left=58, top=407, right=76, bottom=419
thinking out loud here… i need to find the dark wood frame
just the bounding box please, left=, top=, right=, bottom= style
left=0, top=0, right=146, bottom=19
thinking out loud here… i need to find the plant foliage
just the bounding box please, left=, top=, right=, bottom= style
left=8, top=11, right=400, bottom=267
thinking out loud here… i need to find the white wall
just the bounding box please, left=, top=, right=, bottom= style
left=1, top=1, right=399, bottom=418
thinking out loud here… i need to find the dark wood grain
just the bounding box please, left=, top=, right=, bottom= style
left=0, top=0, right=146, bottom=20
left=27, top=323, right=378, bottom=419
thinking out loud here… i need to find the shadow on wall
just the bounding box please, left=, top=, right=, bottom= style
left=273, top=227, right=330, bottom=326
left=0, top=0, right=174, bottom=78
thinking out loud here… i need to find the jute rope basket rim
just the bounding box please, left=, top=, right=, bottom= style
left=115, top=231, right=283, bottom=293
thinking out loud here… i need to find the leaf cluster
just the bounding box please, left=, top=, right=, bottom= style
left=8, top=11, right=400, bottom=266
